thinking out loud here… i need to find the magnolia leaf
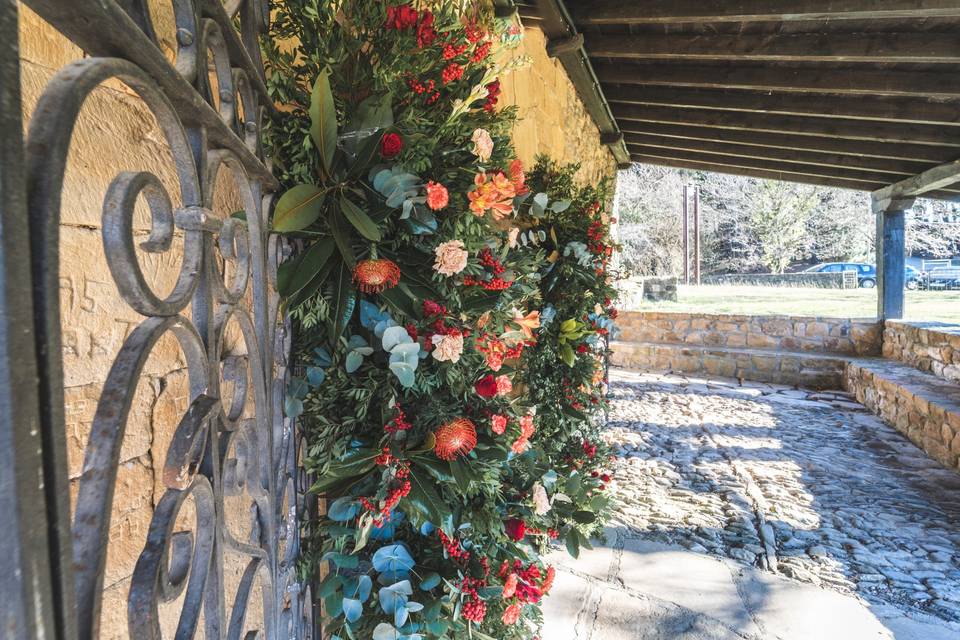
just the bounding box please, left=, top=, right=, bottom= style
left=565, top=529, right=581, bottom=559
left=340, top=195, right=382, bottom=242
left=279, top=237, right=336, bottom=297
left=329, top=210, right=356, bottom=268
left=273, top=184, right=325, bottom=232
left=309, top=70, right=337, bottom=174
left=573, top=510, right=597, bottom=524
left=560, top=342, right=576, bottom=367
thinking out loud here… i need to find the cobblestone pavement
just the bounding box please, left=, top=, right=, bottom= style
left=602, top=368, right=960, bottom=631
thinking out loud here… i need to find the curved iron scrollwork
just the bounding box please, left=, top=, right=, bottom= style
left=15, top=0, right=312, bottom=638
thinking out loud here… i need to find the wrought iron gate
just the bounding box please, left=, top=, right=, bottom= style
left=0, top=0, right=313, bottom=638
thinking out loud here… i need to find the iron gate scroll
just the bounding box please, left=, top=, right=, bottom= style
left=1, top=0, right=312, bottom=638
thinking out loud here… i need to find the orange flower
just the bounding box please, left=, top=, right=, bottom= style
left=502, top=603, right=522, bottom=625
left=434, top=418, right=477, bottom=461
left=542, top=566, right=556, bottom=594
left=352, top=258, right=400, bottom=294
left=425, top=180, right=449, bottom=210
left=502, top=573, right=518, bottom=599
left=468, top=172, right=516, bottom=220
left=512, top=310, right=541, bottom=341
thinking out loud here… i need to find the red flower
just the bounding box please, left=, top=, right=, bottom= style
left=385, top=4, right=418, bottom=29
left=380, top=132, right=403, bottom=159
left=434, top=418, right=478, bottom=460
left=352, top=258, right=400, bottom=294
left=576, top=344, right=589, bottom=354
left=422, top=299, right=446, bottom=316
left=583, top=440, right=597, bottom=458
left=474, top=374, right=498, bottom=398
left=504, top=518, right=526, bottom=541
left=601, top=473, right=611, bottom=483
left=484, top=79, right=501, bottom=112
left=416, top=11, right=436, bottom=48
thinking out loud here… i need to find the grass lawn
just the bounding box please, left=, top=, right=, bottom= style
left=633, top=285, right=960, bottom=324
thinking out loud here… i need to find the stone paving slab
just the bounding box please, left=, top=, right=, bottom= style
left=549, top=368, right=960, bottom=639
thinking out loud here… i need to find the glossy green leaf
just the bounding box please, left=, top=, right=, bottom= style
left=277, top=237, right=336, bottom=297
left=328, top=262, right=357, bottom=342
left=329, top=210, right=357, bottom=268
left=309, top=70, right=337, bottom=174
left=340, top=195, right=382, bottom=242
left=273, top=184, right=325, bottom=232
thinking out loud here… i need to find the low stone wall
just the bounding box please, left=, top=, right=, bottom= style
left=883, top=321, right=960, bottom=383
left=702, top=272, right=847, bottom=288
left=617, top=311, right=883, bottom=356
left=845, top=361, right=960, bottom=471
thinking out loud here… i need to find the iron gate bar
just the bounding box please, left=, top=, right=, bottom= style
left=0, top=1, right=64, bottom=637
left=8, top=0, right=313, bottom=638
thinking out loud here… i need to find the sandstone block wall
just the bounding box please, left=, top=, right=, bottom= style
left=883, top=321, right=960, bottom=384
left=845, top=361, right=960, bottom=471
left=616, top=311, right=883, bottom=356
left=18, top=3, right=262, bottom=636
left=498, top=25, right=617, bottom=186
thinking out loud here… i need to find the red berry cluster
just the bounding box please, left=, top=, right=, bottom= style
left=465, top=23, right=485, bottom=43
left=374, top=446, right=394, bottom=466
left=441, top=62, right=464, bottom=84
left=423, top=299, right=447, bottom=317
left=471, top=41, right=491, bottom=62
left=583, top=440, right=597, bottom=458
left=478, top=248, right=506, bottom=274
left=442, top=42, right=468, bottom=60
left=384, top=406, right=412, bottom=434
left=437, top=529, right=470, bottom=562
left=407, top=76, right=440, bottom=105
left=360, top=467, right=411, bottom=526
left=498, top=560, right=548, bottom=604
left=459, top=576, right=488, bottom=623
left=463, top=275, right=513, bottom=290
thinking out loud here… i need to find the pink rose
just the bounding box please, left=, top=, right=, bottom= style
left=495, top=374, right=512, bottom=396
left=491, top=414, right=508, bottom=434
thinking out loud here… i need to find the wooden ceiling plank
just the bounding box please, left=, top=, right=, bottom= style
left=626, top=147, right=910, bottom=184
left=587, top=33, right=960, bottom=64
left=612, top=104, right=960, bottom=146
left=573, top=0, right=960, bottom=24
left=628, top=153, right=888, bottom=191
left=623, top=134, right=929, bottom=175
left=593, top=62, right=960, bottom=100
left=606, top=84, right=960, bottom=125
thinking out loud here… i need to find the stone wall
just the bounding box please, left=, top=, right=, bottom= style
left=498, top=24, right=617, bottom=186
left=18, top=4, right=260, bottom=637
left=701, top=272, right=849, bottom=288
left=845, top=361, right=960, bottom=471
left=616, top=311, right=883, bottom=356
left=883, top=321, right=960, bottom=384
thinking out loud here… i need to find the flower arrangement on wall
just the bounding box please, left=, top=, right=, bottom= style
left=262, top=2, right=619, bottom=638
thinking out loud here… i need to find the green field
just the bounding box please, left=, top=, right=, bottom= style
left=634, top=285, right=960, bottom=323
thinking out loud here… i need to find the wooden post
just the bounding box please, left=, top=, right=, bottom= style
left=693, top=186, right=701, bottom=285
left=874, top=195, right=915, bottom=320
left=682, top=185, right=689, bottom=284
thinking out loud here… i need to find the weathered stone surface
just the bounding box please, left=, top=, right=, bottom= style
left=885, top=321, right=960, bottom=384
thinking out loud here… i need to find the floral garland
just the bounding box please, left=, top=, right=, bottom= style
left=262, top=2, right=619, bottom=639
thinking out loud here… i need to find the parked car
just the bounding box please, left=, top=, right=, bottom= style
left=804, top=262, right=876, bottom=288
left=805, top=262, right=922, bottom=289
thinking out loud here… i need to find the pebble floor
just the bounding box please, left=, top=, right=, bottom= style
left=603, top=369, right=960, bottom=627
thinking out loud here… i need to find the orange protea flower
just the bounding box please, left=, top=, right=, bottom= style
left=352, top=258, right=400, bottom=294
left=433, top=418, right=478, bottom=460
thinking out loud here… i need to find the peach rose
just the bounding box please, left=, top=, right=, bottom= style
left=508, top=227, right=520, bottom=248
left=471, top=128, right=493, bottom=162
left=433, top=240, right=468, bottom=276
left=431, top=332, right=464, bottom=363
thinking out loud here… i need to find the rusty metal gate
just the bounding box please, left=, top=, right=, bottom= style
left=0, top=0, right=313, bottom=637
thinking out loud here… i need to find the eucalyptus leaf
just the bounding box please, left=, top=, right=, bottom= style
left=342, top=597, right=362, bottom=623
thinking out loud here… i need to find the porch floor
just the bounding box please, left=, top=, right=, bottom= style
left=542, top=369, right=960, bottom=639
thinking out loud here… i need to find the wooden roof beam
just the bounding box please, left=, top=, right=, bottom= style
left=604, top=84, right=960, bottom=125
left=573, top=0, right=960, bottom=24
left=874, top=160, right=960, bottom=201
left=626, top=147, right=910, bottom=185
left=587, top=33, right=960, bottom=63
left=592, top=62, right=960, bottom=100
left=623, top=134, right=929, bottom=176
left=611, top=104, right=960, bottom=146
left=618, top=122, right=960, bottom=163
